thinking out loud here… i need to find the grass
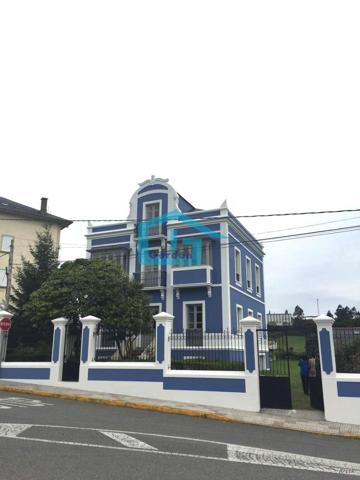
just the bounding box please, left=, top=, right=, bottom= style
left=287, top=335, right=311, bottom=410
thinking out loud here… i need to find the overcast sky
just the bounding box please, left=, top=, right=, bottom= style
left=1, top=1, right=359, bottom=315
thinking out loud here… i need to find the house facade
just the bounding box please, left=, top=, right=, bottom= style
left=86, top=177, right=266, bottom=335
left=0, top=197, right=72, bottom=306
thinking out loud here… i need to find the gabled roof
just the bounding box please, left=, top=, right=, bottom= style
left=0, top=197, right=72, bottom=229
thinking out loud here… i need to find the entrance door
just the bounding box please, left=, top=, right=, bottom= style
left=62, top=322, right=82, bottom=382
left=257, top=328, right=292, bottom=409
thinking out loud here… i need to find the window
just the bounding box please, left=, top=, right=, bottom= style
left=0, top=269, right=7, bottom=288
left=236, top=305, right=244, bottom=331
left=255, top=264, right=261, bottom=296
left=1, top=235, right=13, bottom=252
left=186, top=303, right=204, bottom=330
left=248, top=308, right=254, bottom=317
left=235, top=248, right=242, bottom=284
left=92, top=248, right=129, bottom=272
left=175, top=240, right=193, bottom=266
left=246, top=257, right=252, bottom=290
left=257, top=313, right=263, bottom=323
left=142, top=248, right=160, bottom=286
left=201, top=240, right=212, bottom=266
left=144, top=202, right=161, bottom=236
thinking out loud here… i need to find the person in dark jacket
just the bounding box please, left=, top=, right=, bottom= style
left=298, top=356, right=310, bottom=395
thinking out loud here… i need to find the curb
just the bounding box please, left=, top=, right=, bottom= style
left=1, top=385, right=359, bottom=440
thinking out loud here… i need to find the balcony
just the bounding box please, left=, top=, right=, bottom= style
left=133, top=271, right=166, bottom=289
left=171, top=265, right=213, bottom=288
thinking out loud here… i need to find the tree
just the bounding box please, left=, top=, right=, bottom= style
left=11, top=226, right=59, bottom=315
left=26, top=258, right=153, bottom=356
left=326, top=310, right=333, bottom=318
left=334, top=305, right=360, bottom=326
left=7, top=227, right=59, bottom=357
left=293, top=305, right=304, bottom=319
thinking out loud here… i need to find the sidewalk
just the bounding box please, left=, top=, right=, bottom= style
left=1, top=380, right=359, bottom=439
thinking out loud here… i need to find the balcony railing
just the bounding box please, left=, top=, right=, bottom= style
left=133, top=271, right=165, bottom=288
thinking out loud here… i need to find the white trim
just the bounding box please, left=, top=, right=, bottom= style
left=142, top=200, right=162, bottom=219
left=245, top=256, right=253, bottom=292
left=255, top=263, right=261, bottom=297
left=182, top=300, right=206, bottom=332
left=236, top=304, right=244, bottom=332
left=234, top=247, right=242, bottom=286
left=138, top=189, right=169, bottom=199
left=248, top=308, right=254, bottom=317
left=220, top=221, right=231, bottom=331
left=86, top=227, right=134, bottom=238
left=149, top=303, right=162, bottom=314
left=91, top=241, right=131, bottom=249
left=228, top=232, right=263, bottom=264
left=169, top=231, right=221, bottom=239
left=230, top=284, right=265, bottom=304
left=257, top=312, right=263, bottom=322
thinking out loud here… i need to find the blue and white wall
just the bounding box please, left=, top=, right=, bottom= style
left=85, top=177, right=267, bottom=334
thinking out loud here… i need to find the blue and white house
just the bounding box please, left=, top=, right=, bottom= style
left=86, top=176, right=266, bottom=338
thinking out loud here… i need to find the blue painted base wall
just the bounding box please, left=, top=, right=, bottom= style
left=0, top=368, right=50, bottom=380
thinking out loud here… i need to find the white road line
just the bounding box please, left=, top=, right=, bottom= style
left=0, top=406, right=11, bottom=409
left=227, top=444, right=360, bottom=476
left=101, top=431, right=157, bottom=450
left=0, top=423, right=359, bottom=475
left=0, top=397, right=53, bottom=409
left=0, top=424, right=31, bottom=437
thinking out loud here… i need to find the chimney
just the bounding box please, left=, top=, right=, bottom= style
left=40, top=197, right=48, bottom=214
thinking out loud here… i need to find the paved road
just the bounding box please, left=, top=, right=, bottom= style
left=0, top=391, right=359, bottom=480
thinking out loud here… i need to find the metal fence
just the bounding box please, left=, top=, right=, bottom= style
left=94, top=327, right=156, bottom=362
left=333, top=327, right=360, bottom=373
left=170, top=329, right=245, bottom=371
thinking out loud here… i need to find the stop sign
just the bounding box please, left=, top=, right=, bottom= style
left=0, top=318, right=12, bottom=332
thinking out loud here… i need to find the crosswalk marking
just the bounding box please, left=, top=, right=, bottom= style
left=101, top=431, right=157, bottom=450
left=0, top=423, right=359, bottom=476
left=0, top=397, right=53, bottom=409
left=227, top=444, right=360, bottom=476
left=0, top=424, right=31, bottom=438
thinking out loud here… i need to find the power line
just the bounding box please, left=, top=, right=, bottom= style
left=1, top=207, right=360, bottom=223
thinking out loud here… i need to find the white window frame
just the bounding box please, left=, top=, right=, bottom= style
left=143, top=200, right=162, bottom=220
left=1, top=235, right=14, bottom=253
left=236, top=304, right=244, bottom=332
left=248, top=308, right=254, bottom=318
left=255, top=263, right=261, bottom=296
left=257, top=312, right=263, bottom=324
left=0, top=268, right=7, bottom=288
left=246, top=256, right=252, bottom=291
left=149, top=303, right=162, bottom=316
left=234, top=247, right=242, bottom=285
left=140, top=247, right=161, bottom=285
left=183, top=300, right=206, bottom=332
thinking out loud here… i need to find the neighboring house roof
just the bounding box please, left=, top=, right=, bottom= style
left=267, top=313, right=293, bottom=324
left=0, top=197, right=72, bottom=229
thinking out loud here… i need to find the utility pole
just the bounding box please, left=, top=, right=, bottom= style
left=316, top=298, right=320, bottom=316
left=5, top=239, right=14, bottom=309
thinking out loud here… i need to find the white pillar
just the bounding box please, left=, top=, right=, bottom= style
left=154, top=311, right=174, bottom=370
left=79, top=315, right=101, bottom=384
left=50, top=317, right=68, bottom=383
left=240, top=316, right=261, bottom=412
left=313, top=314, right=337, bottom=422
left=0, top=310, right=13, bottom=363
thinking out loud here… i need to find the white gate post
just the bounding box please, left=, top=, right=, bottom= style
left=241, top=315, right=261, bottom=412
left=313, top=314, right=337, bottom=422
left=79, top=315, right=101, bottom=384
left=154, top=311, right=174, bottom=370
left=50, top=317, right=68, bottom=383
left=0, top=310, right=13, bottom=363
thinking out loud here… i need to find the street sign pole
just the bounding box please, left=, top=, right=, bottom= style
left=0, top=310, right=13, bottom=364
